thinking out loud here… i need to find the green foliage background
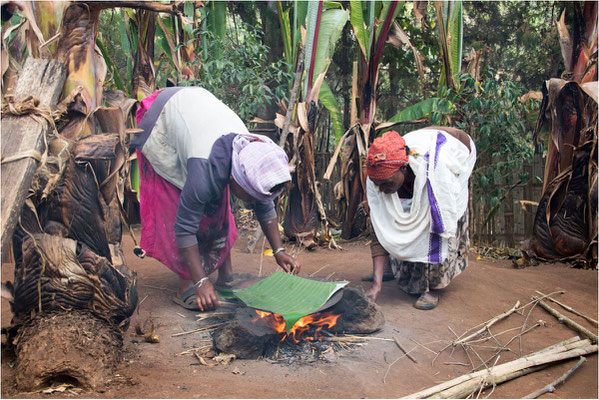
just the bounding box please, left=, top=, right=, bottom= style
left=93, top=1, right=565, bottom=237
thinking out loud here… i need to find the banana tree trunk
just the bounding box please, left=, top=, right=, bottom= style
left=525, top=80, right=597, bottom=268
left=3, top=1, right=178, bottom=390
left=283, top=123, right=320, bottom=248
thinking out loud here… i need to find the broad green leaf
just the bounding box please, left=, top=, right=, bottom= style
left=447, top=0, right=463, bottom=81
left=130, top=159, right=140, bottom=200
left=350, top=0, right=369, bottom=57
left=303, top=0, right=321, bottom=96
left=96, top=37, right=126, bottom=92
left=310, top=8, right=348, bottom=79
left=319, top=80, right=344, bottom=140
left=389, top=97, right=453, bottom=122
left=119, top=14, right=131, bottom=56
left=179, top=2, right=195, bottom=38
left=207, top=1, right=226, bottom=41
left=155, top=21, right=171, bottom=58
left=233, top=271, right=348, bottom=332
left=323, top=1, right=343, bottom=10
left=296, top=1, right=309, bottom=27
left=277, top=2, right=293, bottom=66
left=184, top=1, right=195, bottom=21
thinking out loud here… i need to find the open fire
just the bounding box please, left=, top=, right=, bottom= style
left=252, top=310, right=341, bottom=343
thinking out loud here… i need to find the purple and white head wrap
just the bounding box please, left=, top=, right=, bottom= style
left=231, top=134, right=291, bottom=202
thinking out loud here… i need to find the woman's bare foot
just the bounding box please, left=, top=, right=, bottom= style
left=215, top=253, right=234, bottom=287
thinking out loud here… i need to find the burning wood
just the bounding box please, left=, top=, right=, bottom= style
left=253, top=310, right=341, bottom=343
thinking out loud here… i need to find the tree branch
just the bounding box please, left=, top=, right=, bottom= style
left=97, top=2, right=182, bottom=15
left=522, top=356, right=586, bottom=398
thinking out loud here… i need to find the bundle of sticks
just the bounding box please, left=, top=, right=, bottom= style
left=403, top=290, right=598, bottom=399
left=405, top=336, right=596, bottom=399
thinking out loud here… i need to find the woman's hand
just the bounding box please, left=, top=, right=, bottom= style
left=194, top=280, right=219, bottom=311
left=364, top=283, right=382, bottom=302
left=365, top=254, right=388, bottom=302
left=274, top=251, right=301, bottom=275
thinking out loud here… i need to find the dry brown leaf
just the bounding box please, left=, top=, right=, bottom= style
left=297, top=102, right=309, bottom=132
left=274, top=113, right=286, bottom=129
left=42, top=384, right=74, bottom=394
left=196, top=355, right=217, bottom=367
left=214, top=353, right=236, bottom=365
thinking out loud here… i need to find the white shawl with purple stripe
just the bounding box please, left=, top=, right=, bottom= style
left=367, top=128, right=476, bottom=264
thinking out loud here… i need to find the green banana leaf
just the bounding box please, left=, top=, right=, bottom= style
left=232, top=271, right=348, bottom=332
left=304, top=3, right=348, bottom=99
left=312, top=7, right=348, bottom=79
left=130, top=158, right=140, bottom=201
left=438, top=0, right=463, bottom=90
left=319, top=80, right=344, bottom=140
left=448, top=0, right=463, bottom=82
left=183, top=1, right=195, bottom=37
left=303, top=0, right=321, bottom=98
left=207, top=1, right=226, bottom=41
left=350, top=0, right=369, bottom=57
left=96, top=37, right=126, bottom=92
left=277, top=2, right=293, bottom=66
left=388, top=97, right=452, bottom=122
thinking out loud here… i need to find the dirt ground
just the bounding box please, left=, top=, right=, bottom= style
left=1, top=228, right=598, bottom=399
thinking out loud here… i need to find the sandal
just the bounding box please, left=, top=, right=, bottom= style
left=414, top=292, right=439, bottom=310
left=172, top=286, right=200, bottom=311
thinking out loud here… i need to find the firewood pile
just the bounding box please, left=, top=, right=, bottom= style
left=399, top=290, right=598, bottom=398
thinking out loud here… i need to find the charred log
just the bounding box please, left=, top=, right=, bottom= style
left=328, top=287, right=385, bottom=334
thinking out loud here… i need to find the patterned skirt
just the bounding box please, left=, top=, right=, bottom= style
left=137, top=151, right=237, bottom=280
left=389, top=212, right=469, bottom=294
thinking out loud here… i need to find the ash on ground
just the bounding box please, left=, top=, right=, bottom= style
left=262, top=337, right=359, bottom=365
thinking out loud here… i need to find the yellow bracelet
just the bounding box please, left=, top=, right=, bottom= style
left=273, top=247, right=285, bottom=256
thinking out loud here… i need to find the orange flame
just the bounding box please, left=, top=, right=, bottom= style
left=253, top=310, right=340, bottom=343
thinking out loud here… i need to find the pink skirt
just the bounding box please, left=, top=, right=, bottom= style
left=137, top=151, right=237, bottom=280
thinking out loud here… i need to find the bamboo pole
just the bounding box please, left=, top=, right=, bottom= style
left=431, top=344, right=596, bottom=399
left=440, top=365, right=547, bottom=399
left=536, top=291, right=598, bottom=327
left=522, top=356, right=586, bottom=398
left=403, top=339, right=597, bottom=399
left=534, top=296, right=599, bottom=343
left=527, top=336, right=582, bottom=356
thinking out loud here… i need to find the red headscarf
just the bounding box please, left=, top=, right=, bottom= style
left=366, top=131, right=409, bottom=180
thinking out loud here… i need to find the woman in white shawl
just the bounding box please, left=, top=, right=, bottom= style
left=364, top=127, right=476, bottom=309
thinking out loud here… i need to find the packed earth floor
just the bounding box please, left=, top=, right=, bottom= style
left=1, top=228, right=598, bottom=399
